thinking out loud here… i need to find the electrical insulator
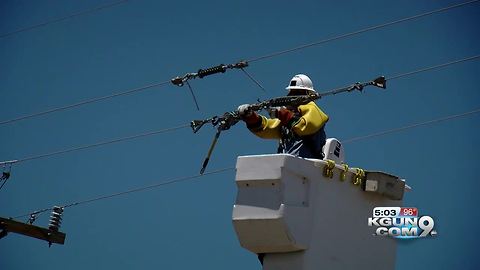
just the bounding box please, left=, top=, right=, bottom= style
left=48, top=206, right=64, bottom=232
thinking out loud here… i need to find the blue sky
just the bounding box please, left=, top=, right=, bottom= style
left=0, top=0, right=479, bottom=269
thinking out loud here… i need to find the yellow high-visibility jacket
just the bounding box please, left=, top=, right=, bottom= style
left=249, top=101, right=329, bottom=139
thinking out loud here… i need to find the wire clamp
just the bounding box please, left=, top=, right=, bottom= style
left=28, top=212, right=37, bottom=225
left=0, top=171, right=10, bottom=181
left=352, top=82, right=364, bottom=91
left=171, top=73, right=196, bottom=87
left=0, top=165, right=12, bottom=191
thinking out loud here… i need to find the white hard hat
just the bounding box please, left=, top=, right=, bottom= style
left=285, top=74, right=316, bottom=94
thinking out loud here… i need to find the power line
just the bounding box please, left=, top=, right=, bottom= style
left=342, top=108, right=480, bottom=143
left=386, top=55, right=480, bottom=80
left=1, top=54, right=479, bottom=166
left=2, top=123, right=189, bottom=165
left=247, top=0, right=480, bottom=63
left=1, top=1, right=477, bottom=126
left=0, top=80, right=170, bottom=126
left=10, top=106, right=480, bottom=218
left=13, top=167, right=234, bottom=219
left=318, top=54, right=480, bottom=96
left=0, top=0, right=129, bottom=39
left=4, top=106, right=478, bottom=167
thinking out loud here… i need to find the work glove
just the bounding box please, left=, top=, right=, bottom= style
left=237, top=104, right=260, bottom=125
left=238, top=104, right=252, bottom=117
left=276, top=108, right=296, bottom=127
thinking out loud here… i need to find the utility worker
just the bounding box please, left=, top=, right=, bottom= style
left=238, top=74, right=329, bottom=159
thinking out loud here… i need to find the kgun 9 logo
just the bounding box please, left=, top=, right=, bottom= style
left=368, top=207, right=437, bottom=239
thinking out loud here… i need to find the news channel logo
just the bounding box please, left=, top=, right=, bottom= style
left=368, top=207, right=437, bottom=239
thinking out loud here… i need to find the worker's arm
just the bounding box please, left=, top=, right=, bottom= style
left=291, top=102, right=329, bottom=136
left=238, top=104, right=282, bottom=139
left=248, top=116, right=282, bottom=139
left=239, top=101, right=328, bottom=139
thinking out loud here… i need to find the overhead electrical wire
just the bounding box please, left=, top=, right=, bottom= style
left=342, top=108, right=480, bottom=143
left=2, top=1, right=479, bottom=236
left=0, top=123, right=189, bottom=166
left=246, top=0, right=480, bottom=63
left=13, top=167, right=235, bottom=219
left=6, top=54, right=480, bottom=215
left=0, top=80, right=171, bottom=126
left=386, top=55, right=480, bottom=81
left=0, top=0, right=129, bottom=39
left=1, top=0, right=478, bottom=126
left=2, top=106, right=478, bottom=167
left=1, top=54, right=479, bottom=166
left=10, top=105, right=480, bottom=218
left=10, top=103, right=480, bottom=218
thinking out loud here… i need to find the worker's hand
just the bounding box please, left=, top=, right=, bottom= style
left=237, top=104, right=253, bottom=117
left=276, top=108, right=295, bottom=126
left=238, top=104, right=260, bottom=125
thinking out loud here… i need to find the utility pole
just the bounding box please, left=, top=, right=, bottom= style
left=0, top=207, right=66, bottom=246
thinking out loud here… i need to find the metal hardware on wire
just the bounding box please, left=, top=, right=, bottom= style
left=0, top=170, right=10, bottom=181
left=171, top=61, right=249, bottom=86
left=0, top=164, right=12, bottom=191
left=28, top=213, right=37, bottom=225
left=171, top=61, right=249, bottom=110
left=0, top=160, right=17, bottom=166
